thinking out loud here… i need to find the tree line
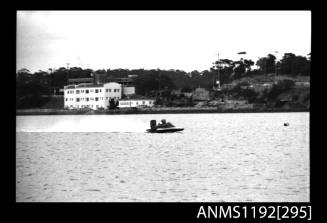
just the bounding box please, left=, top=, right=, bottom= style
left=16, top=52, right=310, bottom=108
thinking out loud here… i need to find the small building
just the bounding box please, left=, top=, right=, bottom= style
left=263, top=83, right=273, bottom=88
left=221, top=99, right=253, bottom=110
left=278, top=94, right=292, bottom=102
left=118, top=98, right=155, bottom=108
left=122, top=86, right=136, bottom=96
left=250, top=83, right=274, bottom=92
left=193, top=87, right=210, bottom=101
left=182, top=92, right=193, bottom=98
left=171, top=89, right=182, bottom=96
left=294, top=81, right=310, bottom=88
left=128, top=74, right=138, bottom=79
left=221, top=83, right=237, bottom=91
left=225, top=99, right=248, bottom=105
left=64, top=82, right=122, bottom=110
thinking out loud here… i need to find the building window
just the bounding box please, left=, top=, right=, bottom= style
left=76, top=98, right=80, bottom=102
left=117, top=89, right=120, bottom=92
left=65, top=98, right=68, bottom=101
left=76, top=90, right=80, bottom=94
left=109, top=89, right=111, bottom=92
left=106, top=97, right=108, bottom=100
left=95, top=89, right=98, bottom=93
left=106, top=89, right=108, bottom=92
left=99, top=89, right=102, bottom=92
left=143, top=101, right=145, bottom=104
left=96, top=105, right=99, bottom=108
left=86, top=90, right=89, bottom=94
left=86, top=98, right=89, bottom=101
left=91, top=98, right=94, bottom=101
left=95, top=97, right=99, bottom=101
left=90, top=89, right=94, bottom=92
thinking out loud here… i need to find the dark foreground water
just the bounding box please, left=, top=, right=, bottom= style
left=16, top=113, right=309, bottom=202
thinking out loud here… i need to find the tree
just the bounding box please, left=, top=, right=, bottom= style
left=159, top=73, right=175, bottom=90
left=280, top=53, right=296, bottom=75
left=181, top=86, right=192, bottom=92
left=211, top=58, right=235, bottom=83
left=256, top=54, right=276, bottom=75
left=17, top=68, right=32, bottom=83
left=51, top=67, right=69, bottom=87
left=267, top=79, right=295, bottom=100
left=134, top=72, right=175, bottom=96
left=279, top=53, right=310, bottom=76
left=108, top=98, right=118, bottom=110
left=243, top=59, right=255, bottom=72
left=241, top=89, right=258, bottom=103
left=232, top=60, right=246, bottom=78
left=189, top=70, right=201, bottom=78
left=33, top=70, right=51, bottom=86
left=16, top=81, right=50, bottom=109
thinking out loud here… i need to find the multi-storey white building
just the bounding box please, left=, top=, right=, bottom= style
left=64, top=82, right=122, bottom=110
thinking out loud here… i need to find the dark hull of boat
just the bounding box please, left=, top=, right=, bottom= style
left=146, top=128, right=184, bottom=133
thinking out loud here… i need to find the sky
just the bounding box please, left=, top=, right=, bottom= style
left=17, top=11, right=311, bottom=73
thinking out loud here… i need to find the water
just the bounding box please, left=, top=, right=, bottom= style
left=16, top=113, right=309, bottom=202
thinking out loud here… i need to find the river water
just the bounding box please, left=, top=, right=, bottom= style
left=16, top=112, right=309, bottom=202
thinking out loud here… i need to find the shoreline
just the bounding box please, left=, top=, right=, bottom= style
left=16, top=107, right=309, bottom=115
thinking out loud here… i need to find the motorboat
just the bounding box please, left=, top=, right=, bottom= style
left=146, top=120, right=184, bottom=133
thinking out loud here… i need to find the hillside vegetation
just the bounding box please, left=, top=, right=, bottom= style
left=16, top=52, right=310, bottom=110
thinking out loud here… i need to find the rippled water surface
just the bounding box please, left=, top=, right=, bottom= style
left=16, top=113, right=309, bottom=202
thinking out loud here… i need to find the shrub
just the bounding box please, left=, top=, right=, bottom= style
left=268, top=79, right=295, bottom=100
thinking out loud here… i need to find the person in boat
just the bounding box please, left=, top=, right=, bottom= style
left=157, top=119, right=174, bottom=128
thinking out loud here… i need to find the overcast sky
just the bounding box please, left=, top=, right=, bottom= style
left=17, top=11, right=311, bottom=73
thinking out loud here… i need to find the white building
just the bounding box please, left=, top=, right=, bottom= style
left=64, top=82, right=122, bottom=110
left=295, top=81, right=310, bottom=88
left=118, top=98, right=155, bottom=108
left=122, top=86, right=135, bottom=96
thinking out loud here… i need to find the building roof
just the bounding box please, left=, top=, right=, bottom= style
left=119, top=98, right=155, bottom=101
left=64, top=82, right=121, bottom=89
left=75, top=84, right=104, bottom=89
